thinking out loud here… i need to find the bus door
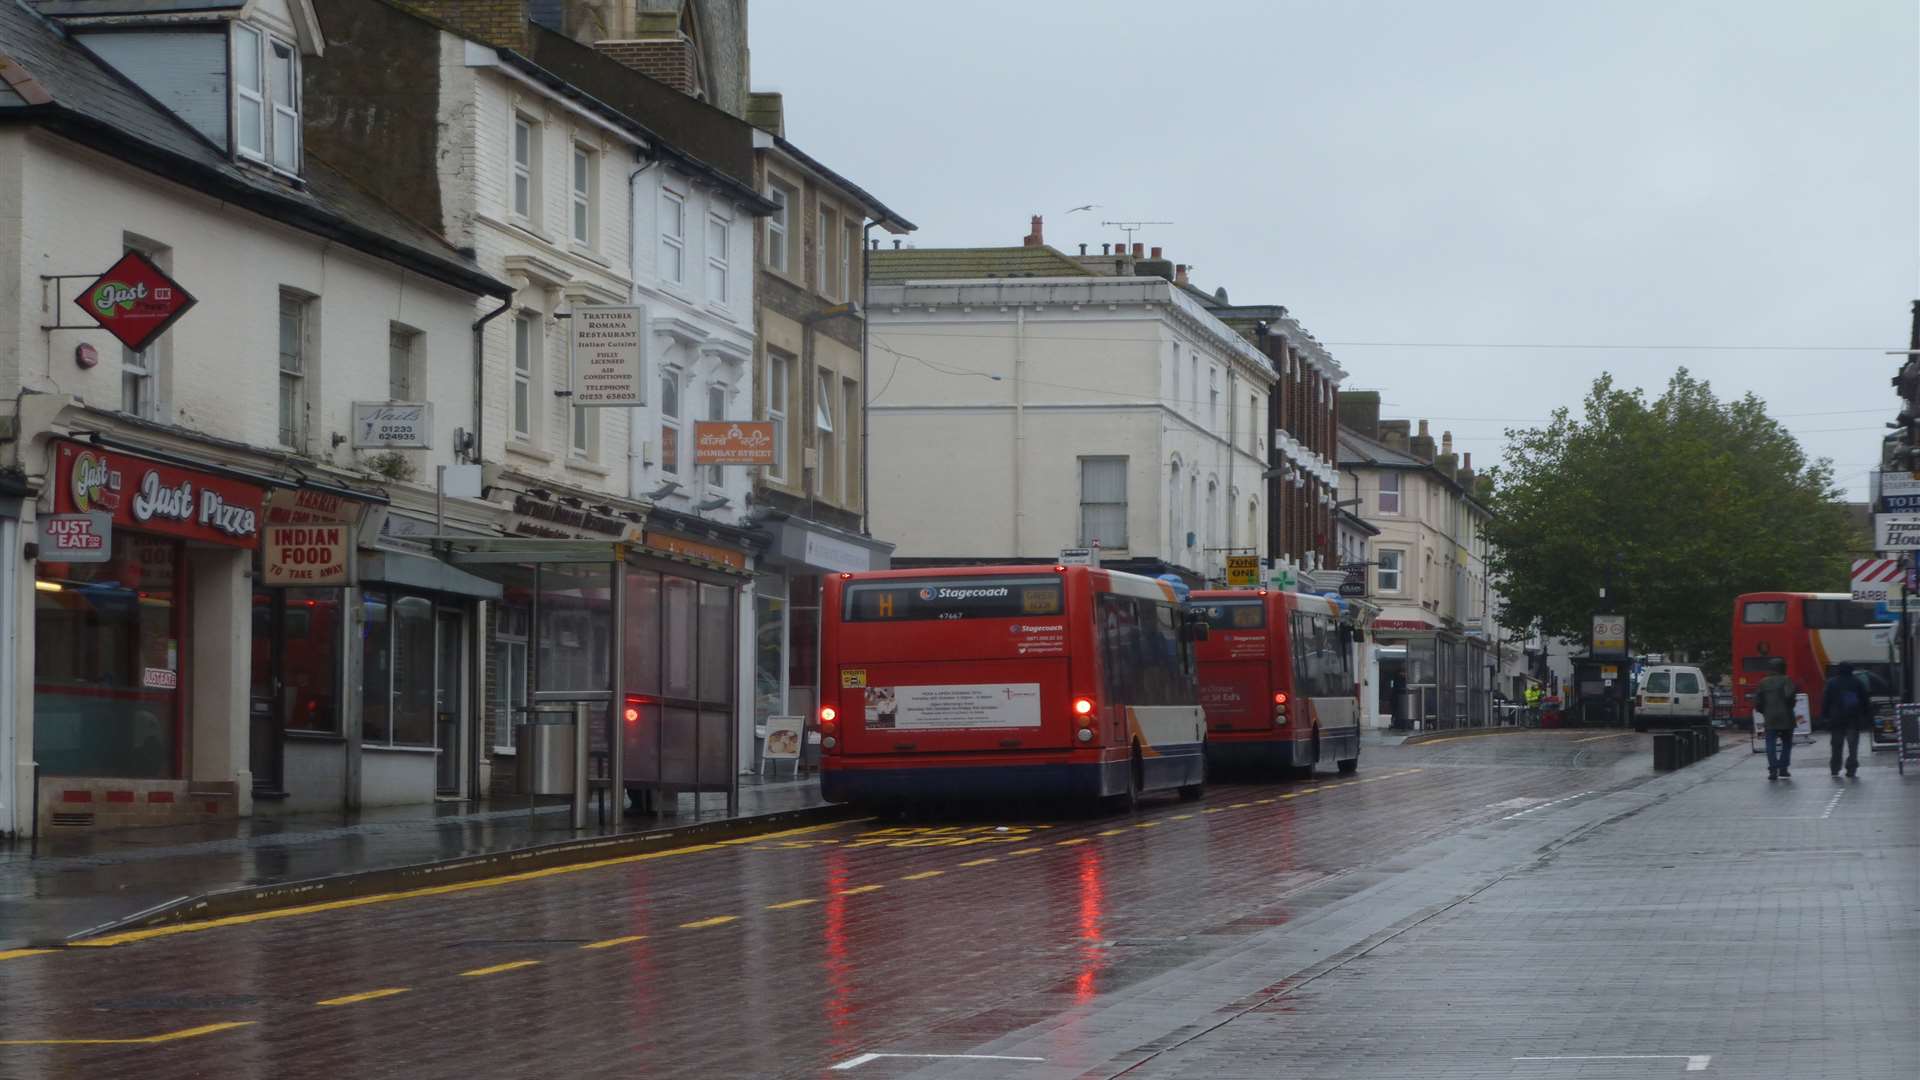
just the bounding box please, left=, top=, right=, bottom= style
left=833, top=576, right=1078, bottom=755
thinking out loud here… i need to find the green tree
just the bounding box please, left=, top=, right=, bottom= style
left=1485, top=369, right=1860, bottom=672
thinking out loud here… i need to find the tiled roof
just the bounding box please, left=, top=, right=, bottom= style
left=868, top=246, right=1094, bottom=284
left=0, top=0, right=506, bottom=297
left=1338, top=429, right=1428, bottom=469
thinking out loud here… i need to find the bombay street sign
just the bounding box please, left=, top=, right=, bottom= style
left=73, top=250, right=197, bottom=353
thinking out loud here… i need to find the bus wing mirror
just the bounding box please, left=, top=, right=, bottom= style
left=1181, top=616, right=1210, bottom=643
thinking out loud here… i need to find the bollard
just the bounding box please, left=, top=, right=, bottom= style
left=1677, top=728, right=1697, bottom=766
left=1653, top=730, right=1677, bottom=771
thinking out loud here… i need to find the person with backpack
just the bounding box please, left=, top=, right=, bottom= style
left=1822, top=661, right=1868, bottom=779
left=1754, top=657, right=1799, bottom=780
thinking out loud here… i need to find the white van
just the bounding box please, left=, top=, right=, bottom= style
left=1634, top=665, right=1711, bottom=728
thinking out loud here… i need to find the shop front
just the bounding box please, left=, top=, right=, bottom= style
left=32, top=439, right=264, bottom=830
left=1370, top=617, right=1489, bottom=730
left=749, top=512, right=892, bottom=772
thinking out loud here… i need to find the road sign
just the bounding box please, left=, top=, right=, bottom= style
left=1875, top=513, right=1920, bottom=552
left=1591, top=613, right=1628, bottom=658
left=1226, top=555, right=1259, bottom=587
left=1058, top=547, right=1096, bottom=566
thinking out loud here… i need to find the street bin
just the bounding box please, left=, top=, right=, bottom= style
left=1653, top=730, right=1677, bottom=771
left=1680, top=729, right=1699, bottom=766
left=516, top=707, right=577, bottom=796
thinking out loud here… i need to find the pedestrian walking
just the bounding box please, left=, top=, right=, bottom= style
left=1822, top=661, right=1867, bottom=779
left=1754, top=657, right=1798, bottom=780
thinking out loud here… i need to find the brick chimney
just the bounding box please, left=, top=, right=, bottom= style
left=1174, top=264, right=1189, bottom=286
left=595, top=37, right=701, bottom=96
left=1023, top=215, right=1044, bottom=247
left=1380, top=420, right=1411, bottom=452
left=1337, top=390, right=1381, bottom=440
left=1441, top=431, right=1453, bottom=457
left=1410, top=419, right=1437, bottom=463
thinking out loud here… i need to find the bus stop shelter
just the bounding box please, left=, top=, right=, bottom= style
left=445, top=537, right=747, bottom=827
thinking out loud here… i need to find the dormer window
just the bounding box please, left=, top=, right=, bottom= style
left=233, top=24, right=300, bottom=173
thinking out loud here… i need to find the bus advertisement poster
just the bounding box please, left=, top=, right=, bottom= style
left=865, top=683, right=1042, bottom=730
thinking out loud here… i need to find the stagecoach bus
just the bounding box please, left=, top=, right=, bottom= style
left=818, top=565, right=1207, bottom=809
left=1731, top=592, right=1898, bottom=729
left=1189, top=589, right=1361, bottom=777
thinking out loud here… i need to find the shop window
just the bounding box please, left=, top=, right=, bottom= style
left=360, top=590, right=441, bottom=748
left=34, top=532, right=182, bottom=778
left=492, top=603, right=529, bottom=751
left=753, top=584, right=786, bottom=729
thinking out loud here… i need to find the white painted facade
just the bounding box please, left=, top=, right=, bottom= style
left=449, top=41, right=755, bottom=522
left=867, top=278, right=1274, bottom=579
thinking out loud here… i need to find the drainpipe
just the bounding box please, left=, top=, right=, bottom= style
left=627, top=153, right=661, bottom=501
left=1225, top=365, right=1236, bottom=560
left=472, top=296, right=512, bottom=463
left=861, top=220, right=876, bottom=535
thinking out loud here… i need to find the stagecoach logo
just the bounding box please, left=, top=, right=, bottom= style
left=922, top=585, right=1012, bottom=602
left=69, top=451, right=123, bottom=514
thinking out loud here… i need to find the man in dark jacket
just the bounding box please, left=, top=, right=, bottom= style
left=1822, top=662, right=1868, bottom=778
left=1754, top=657, right=1799, bottom=780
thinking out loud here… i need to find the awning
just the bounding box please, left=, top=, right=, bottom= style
left=755, top=514, right=892, bottom=573
left=359, top=548, right=503, bottom=600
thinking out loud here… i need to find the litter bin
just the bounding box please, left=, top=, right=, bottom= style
left=516, top=707, right=577, bottom=795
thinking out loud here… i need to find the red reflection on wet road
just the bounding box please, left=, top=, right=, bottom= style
left=1075, top=846, right=1106, bottom=1002
left=822, top=849, right=858, bottom=1050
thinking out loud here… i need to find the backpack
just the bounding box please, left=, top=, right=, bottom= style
left=1836, top=682, right=1862, bottom=717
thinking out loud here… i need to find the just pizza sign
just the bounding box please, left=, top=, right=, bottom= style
left=73, top=250, right=197, bottom=353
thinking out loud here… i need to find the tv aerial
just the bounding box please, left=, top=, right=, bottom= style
left=1100, top=220, right=1172, bottom=244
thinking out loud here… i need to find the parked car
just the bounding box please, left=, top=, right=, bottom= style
left=1634, top=664, right=1712, bottom=729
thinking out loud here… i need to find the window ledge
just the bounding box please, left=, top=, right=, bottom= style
left=569, top=245, right=610, bottom=269
left=363, top=743, right=439, bottom=755
left=491, top=745, right=517, bottom=757
left=565, top=458, right=611, bottom=478
left=506, top=441, right=555, bottom=464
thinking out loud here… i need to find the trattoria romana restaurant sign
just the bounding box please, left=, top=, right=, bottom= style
left=52, top=440, right=263, bottom=549
left=72, top=250, right=197, bottom=353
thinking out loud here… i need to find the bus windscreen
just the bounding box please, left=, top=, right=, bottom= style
left=844, top=577, right=1064, bottom=622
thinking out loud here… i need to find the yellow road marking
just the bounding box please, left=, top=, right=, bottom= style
left=1254, top=798, right=1276, bottom=804
left=0, top=1021, right=254, bottom=1046
left=317, top=988, right=410, bottom=1007
left=1097, top=828, right=1129, bottom=836
left=837, top=885, right=885, bottom=896
left=679, top=916, right=739, bottom=930
left=1573, top=732, right=1631, bottom=743
left=1228, top=802, right=1251, bottom=808
left=957, top=857, right=998, bottom=867
left=1170, top=814, right=1194, bottom=820
left=715, top=820, right=869, bottom=845
left=1298, top=788, right=1319, bottom=794
left=580, top=934, right=648, bottom=949
left=1202, top=807, right=1226, bottom=813
left=1280, top=793, right=1300, bottom=799
left=1133, top=821, right=1161, bottom=829
left=1055, top=838, right=1091, bottom=846
left=0, top=949, right=52, bottom=963
left=1009, top=847, right=1045, bottom=855
left=900, top=870, right=945, bottom=881
left=72, top=820, right=860, bottom=951
left=766, top=898, right=820, bottom=911
left=459, top=960, right=541, bottom=977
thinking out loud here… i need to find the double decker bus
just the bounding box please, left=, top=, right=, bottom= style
left=1731, top=592, right=1898, bottom=729
left=818, top=565, right=1207, bottom=809
left=1189, top=589, right=1361, bottom=777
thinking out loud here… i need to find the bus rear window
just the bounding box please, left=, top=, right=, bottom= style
left=1742, top=601, right=1787, bottom=624
left=845, top=577, right=1063, bottom=621
left=1195, top=600, right=1265, bottom=629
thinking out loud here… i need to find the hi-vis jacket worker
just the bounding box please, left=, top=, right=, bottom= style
left=1524, top=686, right=1543, bottom=709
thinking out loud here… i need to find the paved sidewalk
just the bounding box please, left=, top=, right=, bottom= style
left=0, top=775, right=827, bottom=947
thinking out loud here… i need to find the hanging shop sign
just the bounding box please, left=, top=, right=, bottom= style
left=53, top=440, right=262, bottom=548
left=570, top=306, right=646, bottom=406
left=1338, top=562, right=1367, bottom=598
left=73, top=250, right=197, bottom=353
left=351, top=402, right=433, bottom=449
left=1226, top=555, right=1260, bottom=588
left=37, top=512, right=113, bottom=563
left=259, top=488, right=367, bottom=587
left=691, top=421, right=777, bottom=466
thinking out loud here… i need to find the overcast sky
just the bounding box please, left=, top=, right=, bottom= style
left=753, top=1, right=1917, bottom=499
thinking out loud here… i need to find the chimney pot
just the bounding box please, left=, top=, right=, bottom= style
left=1175, top=264, right=1189, bottom=285
left=1132, top=242, right=1145, bottom=258
left=892, top=239, right=902, bottom=249
left=1417, top=419, right=1430, bottom=438
left=1464, top=452, right=1472, bottom=469
left=1442, top=431, right=1453, bottom=455
left=1101, top=243, right=1111, bottom=255
left=1150, top=246, right=1163, bottom=259
left=1079, top=243, right=1087, bottom=255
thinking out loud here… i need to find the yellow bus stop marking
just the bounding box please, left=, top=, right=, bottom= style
left=678, top=916, right=739, bottom=930
left=580, top=934, right=649, bottom=949
left=317, top=988, right=410, bottom=1007
left=766, top=898, right=820, bottom=911
left=900, top=870, right=945, bottom=881
left=0, top=1021, right=255, bottom=1046
left=459, top=960, right=541, bottom=977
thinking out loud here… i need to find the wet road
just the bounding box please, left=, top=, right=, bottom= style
left=2, top=730, right=1907, bottom=1079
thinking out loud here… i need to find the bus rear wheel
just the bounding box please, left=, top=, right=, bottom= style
left=1336, top=757, right=1358, bottom=775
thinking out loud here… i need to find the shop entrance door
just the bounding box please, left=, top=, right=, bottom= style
left=435, top=609, right=463, bottom=795
left=249, top=592, right=283, bottom=794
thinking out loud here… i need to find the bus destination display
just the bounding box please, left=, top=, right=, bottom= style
left=847, top=578, right=1063, bottom=621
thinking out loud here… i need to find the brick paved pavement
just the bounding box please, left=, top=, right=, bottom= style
left=3, top=732, right=1897, bottom=1079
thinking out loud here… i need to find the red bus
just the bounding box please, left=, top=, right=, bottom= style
left=1731, top=592, right=1897, bottom=729
left=818, top=565, right=1207, bottom=808
left=1189, top=589, right=1362, bottom=776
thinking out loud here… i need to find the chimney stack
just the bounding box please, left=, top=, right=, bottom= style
left=1175, top=264, right=1189, bottom=285
left=1410, top=419, right=1437, bottom=463
left=1023, top=215, right=1044, bottom=247
left=1336, top=390, right=1381, bottom=441
left=1132, top=242, right=1145, bottom=258
left=1150, top=246, right=1163, bottom=260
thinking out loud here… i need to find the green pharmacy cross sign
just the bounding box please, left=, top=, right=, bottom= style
left=72, top=250, right=197, bottom=353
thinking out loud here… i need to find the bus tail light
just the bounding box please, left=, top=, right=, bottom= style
left=624, top=696, right=642, bottom=725
left=1273, top=692, right=1289, bottom=727
left=819, top=705, right=840, bottom=751
left=1072, top=696, right=1095, bottom=718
